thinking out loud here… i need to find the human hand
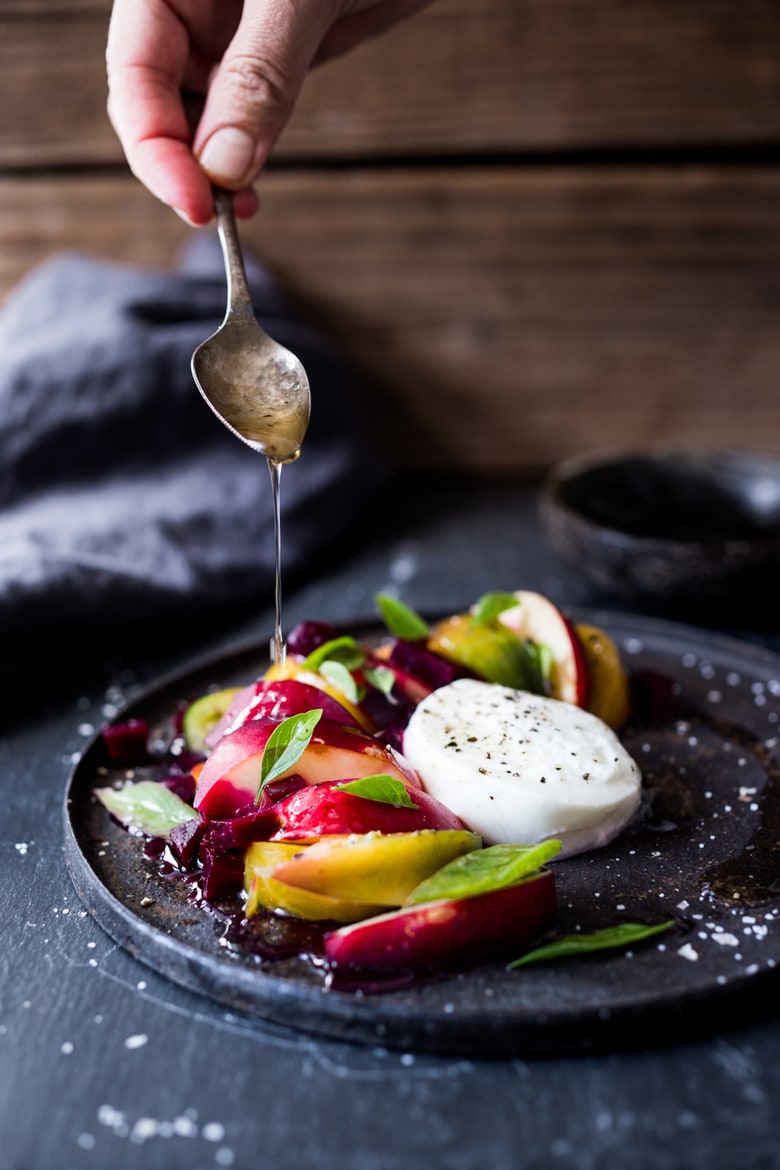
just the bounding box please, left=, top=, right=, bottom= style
left=106, top=0, right=432, bottom=225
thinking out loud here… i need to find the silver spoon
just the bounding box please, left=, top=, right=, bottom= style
left=191, top=186, right=311, bottom=464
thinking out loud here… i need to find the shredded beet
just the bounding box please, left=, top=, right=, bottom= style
left=286, top=621, right=337, bottom=658
left=102, top=718, right=150, bottom=765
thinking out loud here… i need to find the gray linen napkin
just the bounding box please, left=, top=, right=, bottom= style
left=0, top=236, right=384, bottom=636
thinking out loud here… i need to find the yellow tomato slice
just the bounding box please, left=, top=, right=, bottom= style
left=575, top=623, right=631, bottom=729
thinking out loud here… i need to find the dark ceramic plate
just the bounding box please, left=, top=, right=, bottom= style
left=64, top=611, right=780, bottom=1058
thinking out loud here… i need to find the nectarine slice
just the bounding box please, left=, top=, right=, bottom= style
left=270, top=829, right=481, bottom=907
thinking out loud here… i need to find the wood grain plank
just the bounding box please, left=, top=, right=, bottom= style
left=1, top=166, right=779, bottom=472
left=0, top=12, right=115, bottom=167
left=2, top=0, right=780, bottom=167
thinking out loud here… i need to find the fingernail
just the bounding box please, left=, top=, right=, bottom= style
left=173, top=207, right=196, bottom=226
left=198, top=127, right=255, bottom=185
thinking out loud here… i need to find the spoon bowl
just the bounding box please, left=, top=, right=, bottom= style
left=191, top=187, right=311, bottom=464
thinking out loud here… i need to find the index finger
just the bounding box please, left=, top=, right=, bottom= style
left=106, top=0, right=216, bottom=223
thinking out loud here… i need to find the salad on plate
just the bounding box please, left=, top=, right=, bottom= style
left=94, top=589, right=671, bottom=986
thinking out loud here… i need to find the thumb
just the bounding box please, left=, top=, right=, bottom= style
left=193, top=0, right=340, bottom=189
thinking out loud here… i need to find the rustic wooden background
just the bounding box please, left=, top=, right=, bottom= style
left=2, top=0, right=780, bottom=473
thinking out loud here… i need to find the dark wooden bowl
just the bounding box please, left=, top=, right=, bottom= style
left=540, top=450, right=780, bottom=618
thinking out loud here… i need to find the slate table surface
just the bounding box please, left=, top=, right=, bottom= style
left=2, top=476, right=779, bottom=1170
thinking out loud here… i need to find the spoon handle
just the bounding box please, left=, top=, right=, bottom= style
left=180, top=92, right=256, bottom=324
left=213, top=186, right=255, bottom=322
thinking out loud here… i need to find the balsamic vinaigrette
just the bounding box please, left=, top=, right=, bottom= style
left=267, top=457, right=286, bottom=668
left=243, top=411, right=303, bottom=668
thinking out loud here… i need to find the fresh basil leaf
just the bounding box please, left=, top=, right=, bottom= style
left=471, top=591, right=519, bottom=627
left=364, top=664, right=396, bottom=696
left=256, top=709, right=323, bottom=803
left=406, top=840, right=561, bottom=905
left=95, top=780, right=195, bottom=839
left=375, top=593, right=430, bottom=640
left=319, top=660, right=361, bottom=704
left=508, top=920, right=675, bottom=969
left=336, top=774, right=419, bottom=809
left=302, top=636, right=365, bottom=673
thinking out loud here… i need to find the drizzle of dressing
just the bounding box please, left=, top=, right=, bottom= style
left=267, top=458, right=287, bottom=668
left=203, top=351, right=305, bottom=668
